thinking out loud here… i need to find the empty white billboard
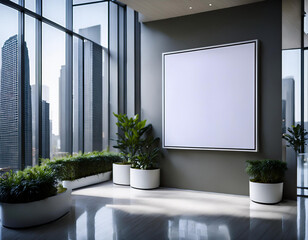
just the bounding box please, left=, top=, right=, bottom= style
left=163, top=40, right=258, bottom=151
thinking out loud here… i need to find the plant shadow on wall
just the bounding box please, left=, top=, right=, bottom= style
left=113, top=113, right=162, bottom=189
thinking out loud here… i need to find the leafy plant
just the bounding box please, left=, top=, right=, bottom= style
left=113, top=113, right=147, bottom=164
left=44, top=151, right=120, bottom=181
left=132, top=124, right=161, bottom=170
left=246, top=159, right=287, bottom=183
left=0, top=165, right=58, bottom=203
left=282, top=124, right=308, bottom=154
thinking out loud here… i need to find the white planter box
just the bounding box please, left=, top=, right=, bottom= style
left=63, top=171, right=111, bottom=190
left=249, top=181, right=283, bottom=204
left=1, top=189, right=71, bottom=228
left=113, top=163, right=131, bottom=185
left=130, top=168, right=160, bottom=189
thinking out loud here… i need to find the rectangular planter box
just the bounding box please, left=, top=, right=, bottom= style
left=63, top=171, right=111, bottom=190
left=1, top=190, right=71, bottom=228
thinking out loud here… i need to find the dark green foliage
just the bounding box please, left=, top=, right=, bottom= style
left=282, top=124, right=308, bottom=154
left=45, top=151, right=121, bottom=181
left=113, top=113, right=161, bottom=170
left=113, top=113, right=147, bottom=163
left=132, top=124, right=161, bottom=170
left=0, top=165, right=58, bottom=203
left=246, top=159, right=287, bottom=183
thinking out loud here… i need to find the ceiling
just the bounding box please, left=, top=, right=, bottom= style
left=119, top=0, right=265, bottom=22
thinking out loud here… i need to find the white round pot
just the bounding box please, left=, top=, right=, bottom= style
left=130, top=168, right=160, bottom=189
left=1, top=189, right=71, bottom=228
left=113, top=163, right=131, bottom=185
left=249, top=181, right=283, bottom=204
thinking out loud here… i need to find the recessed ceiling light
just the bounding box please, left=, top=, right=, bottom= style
left=209, top=3, right=212, bottom=6
left=189, top=6, right=192, bottom=10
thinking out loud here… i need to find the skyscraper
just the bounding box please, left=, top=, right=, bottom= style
left=41, top=100, right=50, bottom=159
left=83, top=40, right=103, bottom=152
left=79, top=26, right=103, bottom=153
left=59, top=65, right=71, bottom=154
left=0, top=35, right=32, bottom=169
left=282, top=77, right=295, bottom=133
left=31, top=84, right=50, bottom=159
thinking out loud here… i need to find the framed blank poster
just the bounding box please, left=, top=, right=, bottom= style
left=162, top=40, right=258, bottom=152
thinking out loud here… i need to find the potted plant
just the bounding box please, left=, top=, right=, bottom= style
left=246, top=159, right=287, bottom=204
left=130, top=124, right=161, bottom=189
left=282, top=124, right=308, bottom=155
left=0, top=165, right=71, bottom=228
left=113, top=113, right=147, bottom=185
left=282, top=124, right=308, bottom=189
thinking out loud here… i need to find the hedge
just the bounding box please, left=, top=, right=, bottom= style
left=0, top=165, right=58, bottom=203
left=45, top=151, right=121, bottom=181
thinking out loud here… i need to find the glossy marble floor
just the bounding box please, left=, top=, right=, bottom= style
left=0, top=181, right=303, bottom=240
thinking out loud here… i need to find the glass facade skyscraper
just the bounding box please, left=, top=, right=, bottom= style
left=84, top=41, right=103, bottom=153
left=0, top=35, right=32, bottom=169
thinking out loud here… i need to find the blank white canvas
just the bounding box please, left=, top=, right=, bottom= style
left=163, top=41, right=257, bottom=151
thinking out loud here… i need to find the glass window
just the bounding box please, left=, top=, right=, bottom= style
left=10, top=0, right=20, bottom=5
left=0, top=5, right=20, bottom=169
left=282, top=49, right=301, bottom=131
left=42, top=23, right=67, bottom=159
left=73, top=36, right=83, bottom=154
left=43, top=0, right=66, bottom=27
left=25, top=0, right=36, bottom=12
left=73, top=2, right=108, bottom=47
left=25, top=15, right=37, bottom=167
left=73, top=0, right=97, bottom=5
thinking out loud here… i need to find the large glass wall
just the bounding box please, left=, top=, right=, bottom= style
left=0, top=0, right=129, bottom=169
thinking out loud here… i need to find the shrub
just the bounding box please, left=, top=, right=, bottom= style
left=0, top=165, right=58, bottom=203
left=246, top=159, right=287, bottom=183
left=45, top=151, right=121, bottom=181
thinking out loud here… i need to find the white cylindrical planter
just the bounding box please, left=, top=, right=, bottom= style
left=113, top=163, right=131, bottom=185
left=1, top=189, right=71, bottom=228
left=130, top=168, right=160, bottom=189
left=249, top=181, right=283, bottom=204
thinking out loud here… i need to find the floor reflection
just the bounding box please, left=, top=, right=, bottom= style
left=167, top=219, right=231, bottom=240
left=0, top=182, right=301, bottom=240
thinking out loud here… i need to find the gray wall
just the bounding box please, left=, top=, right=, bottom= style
left=140, top=0, right=294, bottom=198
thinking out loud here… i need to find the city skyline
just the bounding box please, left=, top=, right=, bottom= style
left=0, top=23, right=106, bottom=167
